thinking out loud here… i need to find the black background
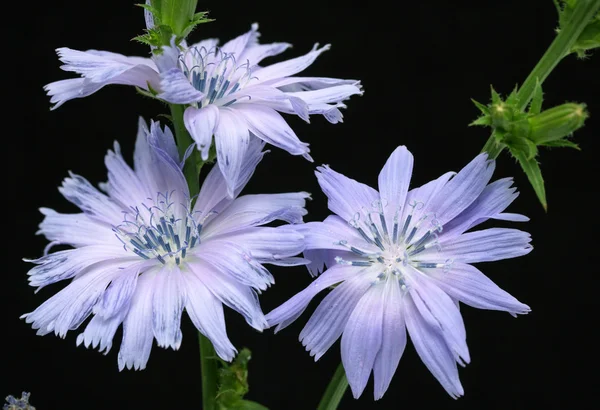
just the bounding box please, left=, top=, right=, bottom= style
left=6, top=1, right=598, bottom=409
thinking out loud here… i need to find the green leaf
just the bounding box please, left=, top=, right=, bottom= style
left=511, top=149, right=547, bottom=210
left=540, top=138, right=581, bottom=150
left=529, top=78, right=544, bottom=115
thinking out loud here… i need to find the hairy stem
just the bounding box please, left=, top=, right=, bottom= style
left=168, top=102, right=218, bottom=410
left=317, top=363, right=349, bottom=410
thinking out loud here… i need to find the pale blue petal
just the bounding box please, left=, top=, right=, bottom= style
left=58, top=172, right=124, bottom=225
left=427, top=154, right=495, bottom=226
left=23, top=262, right=123, bottom=338
left=76, top=313, right=124, bottom=354
left=266, top=264, right=360, bottom=332
left=187, top=38, right=219, bottom=53
left=263, top=76, right=360, bottom=90
left=221, top=23, right=260, bottom=57
left=152, top=266, right=185, bottom=350
left=378, top=146, right=414, bottom=231
left=182, top=269, right=237, bottom=361
left=300, top=271, right=377, bottom=360
left=196, top=240, right=275, bottom=291
left=442, top=178, right=527, bottom=238
left=104, top=141, right=150, bottom=207
left=297, top=215, right=380, bottom=254
left=45, top=48, right=159, bottom=108
left=149, top=121, right=179, bottom=165
left=135, top=121, right=189, bottom=202
left=404, top=296, right=464, bottom=399
left=288, top=83, right=363, bottom=105
left=372, top=279, right=407, bottom=400
left=144, top=0, right=154, bottom=29
left=235, top=103, right=310, bottom=156
left=250, top=44, right=331, bottom=84
left=55, top=47, right=158, bottom=83
left=37, top=208, right=114, bottom=247
left=118, top=273, right=155, bottom=371
left=401, top=171, right=456, bottom=242
left=427, top=262, right=531, bottom=315
left=25, top=246, right=132, bottom=289
left=184, top=105, right=219, bottom=160
left=216, top=226, right=305, bottom=265
left=406, top=267, right=469, bottom=365
left=157, top=68, right=205, bottom=104
left=153, top=42, right=180, bottom=72
left=188, top=260, right=267, bottom=331
left=93, top=263, right=143, bottom=319
left=303, top=249, right=340, bottom=277
left=431, top=228, right=533, bottom=263
left=193, top=137, right=266, bottom=216
left=214, top=108, right=251, bottom=198
left=226, top=85, right=310, bottom=122
left=341, top=283, right=385, bottom=399
left=315, top=165, right=380, bottom=227
left=239, top=42, right=292, bottom=66
left=44, top=78, right=103, bottom=109
left=201, top=192, right=309, bottom=238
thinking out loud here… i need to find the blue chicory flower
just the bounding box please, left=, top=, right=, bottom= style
left=266, top=146, right=532, bottom=399
left=23, top=119, right=309, bottom=370
left=3, top=392, right=35, bottom=410
left=45, top=24, right=363, bottom=196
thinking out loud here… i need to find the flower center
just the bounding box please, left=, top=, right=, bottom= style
left=113, top=191, right=212, bottom=265
left=180, top=46, right=253, bottom=108
left=335, top=200, right=453, bottom=287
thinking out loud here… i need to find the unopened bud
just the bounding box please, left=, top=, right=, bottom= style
left=490, top=102, right=513, bottom=130
left=528, top=103, right=588, bottom=144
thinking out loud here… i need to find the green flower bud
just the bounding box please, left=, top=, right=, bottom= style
left=528, top=103, right=588, bottom=144
left=490, top=102, right=513, bottom=129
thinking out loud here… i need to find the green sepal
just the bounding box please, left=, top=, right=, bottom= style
left=181, top=11, right=215, bottom=39
left=510, top=148, right=547, bottom=211
left=135, top=1, right=213, bottom=48
left=471, top=98, right=490, bottom=115
left=470, top=115, right=492, bottom=127
left=469, top=99, right=492, bottom=126
left=540, top=138, right=581, bottom=150
left=135, top=87, right=156, bottom=99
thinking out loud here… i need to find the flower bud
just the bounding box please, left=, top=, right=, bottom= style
left=528, top=103, right=588, bottom=144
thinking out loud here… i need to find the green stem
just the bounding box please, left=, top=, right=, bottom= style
left=169, top=104, right=202, bottom=196
left=317, top=363, right=349, bottom=410
left=199, top=333, right=219, bottom=410
left=480, top=0, right=600, bottom=158
left=168, top=102, right=218, bottom=410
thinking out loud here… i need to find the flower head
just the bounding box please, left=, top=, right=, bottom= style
left=23, top=119, right=308, bottom=370
left=45, top=24, right=363, bottom=196
left=266, top=147, right=532, bottom=399
left=4, top=393, right=35, bottom=410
